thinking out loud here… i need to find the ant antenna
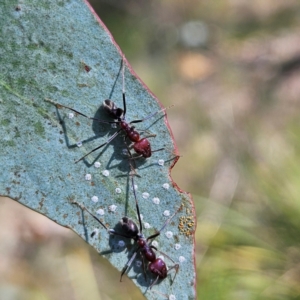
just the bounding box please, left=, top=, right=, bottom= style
left=129, top=105, right=174, bottom=125
left=146, top=205, right=182, bottom=242
left=122, top=54, right=126, bottom=116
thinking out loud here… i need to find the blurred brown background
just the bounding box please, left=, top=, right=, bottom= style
left=2, top=0, right=300, bottom=299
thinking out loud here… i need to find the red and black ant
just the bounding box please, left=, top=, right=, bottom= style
left=72, top=175, right=180, bottom=288
left=46, top=56, right=169, bottom=164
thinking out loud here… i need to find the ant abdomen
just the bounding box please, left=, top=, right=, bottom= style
left=133, top=138, right=151, bottom=158
left=149, top=259, right=168, bottom=278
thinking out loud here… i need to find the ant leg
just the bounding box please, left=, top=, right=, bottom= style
left=141, top=133, right=156, bottom=139
left=120, top=249, right=139, bottom=282
left=149, top=275, right=160, bottom=289
left=127, top=153, right=144, bottom=161
left=128, top=147, right=165, bottom=161
left=75, top=128, right=123, bottom=163
left=45, top=98, right=117, bottom=125
left=72, top=201, right=109, bottom=231
left=129, top=105, right=174, bottom=125
left=168, top=263, right=179, bottom=284
left=140, top=253, right=148, bottom=281
left=130, top=175, right=143, bottom=234
left=152, top=147, right=165, bottom=153
left=147, top=206, right=182, bottom=242
left=123, top=136, right=139, bottom=176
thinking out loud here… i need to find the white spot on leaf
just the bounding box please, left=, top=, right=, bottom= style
left=174, top=243, right=181, bottom=250
left=151, top=241, right=158, bottom=247
left=165, top=231, right=173, bottom=239
left=152, top=197, right=160, bottom=205
left=162, top=183, right=170, bottom=189
left=91, top=196, right=98, bottom=203
left=142, top=192, right=150, bottom=199
left=94, top=161, right=101, bottom=168
left=108, top=205, right=117, bottom=212
left=102, top=170, right=109, bottom=177
left=179, top=256, right=186, bottom=263
left=144, top=222, right=151, bottom=229
left=96, top=208, right=105, bottom=216
left=158, top=159, right=165, bottom=166
left=163, top=210, right=170, bottom=217
left=85, top=174, right=92, bottom=181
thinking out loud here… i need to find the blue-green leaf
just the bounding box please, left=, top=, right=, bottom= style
left=0, top=0, right=196, bottom=299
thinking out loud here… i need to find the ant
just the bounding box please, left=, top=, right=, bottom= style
left=73, top=175, right=180, bottom=288
left=46, top=55, right=169, bottom=164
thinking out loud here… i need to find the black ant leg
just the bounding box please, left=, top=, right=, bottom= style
left=141, top=254, right=147, bottom=281
left=129, top=105, right=173, bottom=125
left=130, top=175, right=143, bottom=234
left=123, top=136, right=139, bottom=176
left=128, top=147, right=165, bottom=161
left=140, top=133, right=157, bottom=139
left=45, top=98, right=117, bottom=125
left=149, top=275, right=160, bottom=289
left=72, top=201, right=109, bottom=231
left=75, top=128, right=123, bottom=163
left=120, top=249, right=139, bottom=282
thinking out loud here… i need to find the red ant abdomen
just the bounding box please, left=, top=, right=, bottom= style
left=149, top=258, right=168, bottom=279
left=133, top=138, right=151, bottom=158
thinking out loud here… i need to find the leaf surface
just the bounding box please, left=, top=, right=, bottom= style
left=0, top=0, right=196, bottom=299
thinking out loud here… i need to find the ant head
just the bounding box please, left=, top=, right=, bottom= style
left=120, top=216, right=139, bottom=238
left=103, top=99, right=124, bottom=120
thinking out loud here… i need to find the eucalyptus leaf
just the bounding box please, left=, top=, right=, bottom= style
left=0, top=0, right=196, bottom=299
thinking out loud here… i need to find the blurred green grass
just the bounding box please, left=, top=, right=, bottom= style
left=2, top=0, right=300, bottom=299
